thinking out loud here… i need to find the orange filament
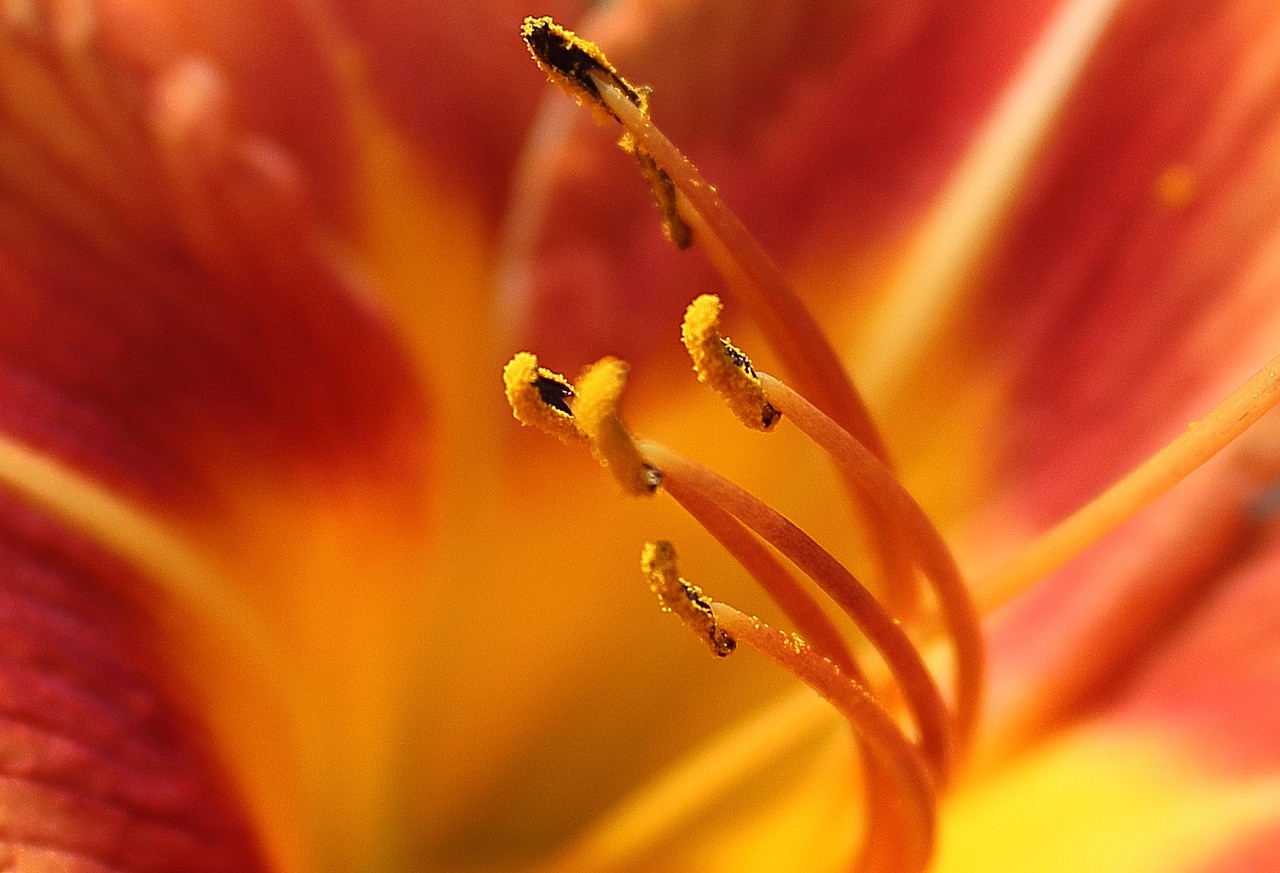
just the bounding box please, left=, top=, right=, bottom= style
left=978, top=349, right=1280, bottom=612
left=681, top=294, right=920, bottom=618
left=641, top=541, right=936, bottom=873
left=583, top=70, right=889, bottom=466
left=640, top=440, right=953, bottom=785
left=759, top=373, right=985, bottom=758
left=657, top=483, right=858, bottom=675
left=711, top=602, right=937, bottom=873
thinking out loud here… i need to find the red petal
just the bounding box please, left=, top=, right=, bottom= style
left=983, top=409, right=1280, bottom=763
left=978, top=0, right=1280, bottom=523
left=1194, top=827, right=1280, bottom=873
left=92, top=0, right=355, bottom=221
left=323, top=0, right=591, bottom=217
left=0, top=490, right=267, bottom=871
left=0, top=32, right=430, bottom=513
left=1113, top=520, right=1280, bottom=776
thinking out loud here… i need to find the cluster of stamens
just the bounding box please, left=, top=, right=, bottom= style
left=509, top=16, right=985, bottom=872
left=509, top=13, right=1280, bottom=873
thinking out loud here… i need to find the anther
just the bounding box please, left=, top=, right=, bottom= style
left=503, top=352, right=586, bottom=445
left=520, top=16, right=647, bottom=126
left=681, top=294, right=780, bottom=431
left=521, top=17, right=693, bottom=249
left=574, top=357, right=662, bottom=495
left=632, top=145, right=694, bottom=249
left=641, top=541, right=736, bottom=657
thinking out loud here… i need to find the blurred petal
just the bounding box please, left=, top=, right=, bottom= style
left=323, top=0, right=590, bottom=218
left=1113, top=510, right=1280, bottom=776
left=0, top=490, right=267, bottom=871
left=93, top=0, right=355, bottom=220
left=936, top=727, right=1280, bottom=873
left=0, top=6, right=434, bottom=869
left=972, top=0, right=1280, bottom=523
left=982, top=409, right=1280, bottom=757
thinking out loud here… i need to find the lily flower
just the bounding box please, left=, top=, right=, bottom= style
left=0, top=2, right=1278, bottom=873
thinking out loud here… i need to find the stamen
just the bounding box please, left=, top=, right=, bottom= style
left=682, top=294, right=780, bottom=431
left=979, top=350, right=1280, bottom=612
left=640, top=541, right=936, bottom=872
left=573, top=357, right=662, bottom=496
left=521, top=17, right=692, bottom=248
left=713, top=604, right=937, bottom=873
left=631, top=144, right=693, bottom=249
left=682, top=294, right=922, bottom=616
left=520, top=16, right=647, bottom=125
left=580, top=64, right=889, bottom=464
left=641, top=540, right=736, bottom=657
left=759, top=373, right=985, bottom=759
left=640, top=441, right=953, bottom=783
left=659, top=483, right=856, bottom=674
left=502, top=352, right=585, bottom=445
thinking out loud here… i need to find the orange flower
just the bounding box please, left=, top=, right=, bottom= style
left=1, top=1, right=1278, bottom=872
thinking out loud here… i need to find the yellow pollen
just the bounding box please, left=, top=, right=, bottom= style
left=502, top=352, right=585, bottom=445
left=574, top=357, right=662, bottom=495
left=681, top=294, right=781, bottom=431
left=521, top=16, right=692, bottom=248
left=520, top=16, right=646, bottom=127
left=640, top=541, right=736, bottom=657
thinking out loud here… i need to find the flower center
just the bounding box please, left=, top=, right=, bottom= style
left=506, top=15, right=1280, bottom=873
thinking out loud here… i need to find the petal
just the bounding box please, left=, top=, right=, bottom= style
left=1111, top=512, right=1280, bottom=776
left=980, top=407, right=1280, bottom=758
left=92, top=0, right=356, bottom=220
left=935, top=726, right=1280, bottom=873
left=0, top=10, right=435, bottom=868
left=956, top=0, right=1280, bottom=759
left=0, top=490, right=267, bottom=871
left=323, top=0, right=591, bottom=218
left=970, top=0, right=1280, bottom=524
left=497, top=0, right=1061, bottom=371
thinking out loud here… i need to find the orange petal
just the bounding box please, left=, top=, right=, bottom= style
left=1, top=12, right=435, bottom=868
left=981, top=407, right=1280, bottom=760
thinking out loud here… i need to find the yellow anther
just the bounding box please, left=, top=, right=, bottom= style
left=682, top=295, right=781, bottom=431
left=503, top=352, right=586, bottom=445
left=521, top=16, right=648, bottom=127
left=640, top=541, right=736, bottom=657
left=574, top=357, right=661, bottom=495
left=522, top=16, right=692, bottom=250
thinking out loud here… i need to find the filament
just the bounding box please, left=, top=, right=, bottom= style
left=641, top=441, right=953, bottom=784
left=585, top=71, right=888, bottom=465
left=760, top=373, right=985, bottom=759
left=711, top=603, right=937, bottom=873
left=661, top=483, right=858, bottom=675
left=978, top=350, right=1280, bottom=612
